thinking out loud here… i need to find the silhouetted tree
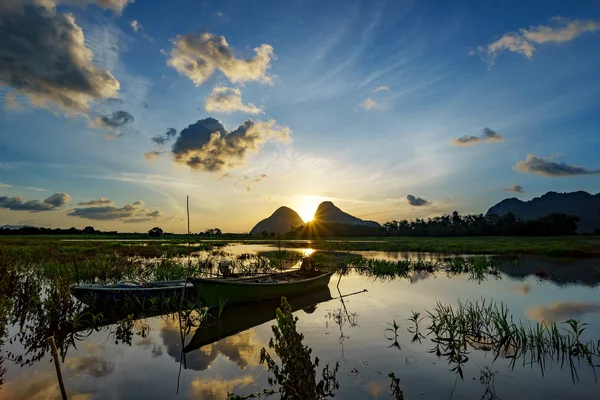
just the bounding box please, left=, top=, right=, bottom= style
left=148, top=227, right=163, bottom=237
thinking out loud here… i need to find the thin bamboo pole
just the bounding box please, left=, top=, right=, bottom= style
left=48, top=336, right=67, bottom=400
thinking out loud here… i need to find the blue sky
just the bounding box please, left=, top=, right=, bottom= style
left=1, top=0, right=599, bottom=232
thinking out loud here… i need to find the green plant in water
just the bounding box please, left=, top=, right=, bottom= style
left=401, top=298, right=600, bottom=383
left=384, top=320, right=401, bottom=350
left=259, top=297, right=340, bottom=399
left=387, top=372, right=405, bottom=400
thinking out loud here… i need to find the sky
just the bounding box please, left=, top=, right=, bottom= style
left=1, top=0, right=599, bottom=233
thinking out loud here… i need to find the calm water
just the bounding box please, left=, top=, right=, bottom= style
left=2, top=247, right=600, bottom=399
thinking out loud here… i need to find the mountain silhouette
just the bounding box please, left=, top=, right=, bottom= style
left=313, top=201, right=380, bottom=227
left=250, top=201, right=380, bottom=235
left=250, top=206, right=304, bottom=235
left=486, top=191, right=600, bottom=233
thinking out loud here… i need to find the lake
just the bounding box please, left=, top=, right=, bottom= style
left=2, top=245, right=600, bottom=399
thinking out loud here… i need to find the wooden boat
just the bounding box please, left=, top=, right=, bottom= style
left=184, top=286, right=333, bottom=353
left=70, top=279, right=195, bottom=306
left=69, top=271, right=293, bottom=307
left=188, top=269, right=333, bottom=308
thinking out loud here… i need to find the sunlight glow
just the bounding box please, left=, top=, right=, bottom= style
left=297, top=196, right=323, bottom=223
left=298, top=205, right=316, bottom=222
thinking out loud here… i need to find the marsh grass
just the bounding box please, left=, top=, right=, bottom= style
left=273, top=236, right=600, bottom=256
left=406, top=298, right=600, bottom=382
left=318, top=254, right=500, bottom=283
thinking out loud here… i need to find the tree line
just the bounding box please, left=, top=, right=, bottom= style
left=287, top=212, right=583, bottom=237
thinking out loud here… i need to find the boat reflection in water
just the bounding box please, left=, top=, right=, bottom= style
left=184, top=286, right=333, bottom=353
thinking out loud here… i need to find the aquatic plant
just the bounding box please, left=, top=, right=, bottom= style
left=402, top=299, right=600, bottom=382
left=387, top=372, right=405, bottom=400
left=259, top=297, right=340, bottom=399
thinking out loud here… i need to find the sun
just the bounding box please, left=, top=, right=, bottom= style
left=298, top=204, right=315, bottom=222
left=297, top=197, right=321, bottom=223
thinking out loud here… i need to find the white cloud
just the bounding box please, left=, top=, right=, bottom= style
left=130, top=20, right=141, bottom=32
left=205, top=86, right=261, bottom=114
left=372, top=86, right=390, bottom=93
left=477, top=17, right=600, bottom=68
left=166, top=32, right=275, bottom=86
left=361, top=97, right=388, bottom=110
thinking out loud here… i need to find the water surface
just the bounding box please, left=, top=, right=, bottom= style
left=2, top=247, right=600, bottom=399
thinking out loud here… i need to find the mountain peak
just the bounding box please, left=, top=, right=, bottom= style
left=313, top=201, right=380, bottom=227
left=486, top=190, right=600, bottom=233
left=249, top=206, right=304, bottom=235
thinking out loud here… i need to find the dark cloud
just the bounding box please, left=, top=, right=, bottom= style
left=503, top=184, right=524, bottom=193
left=91, top=110, right=134, bottom=129
left=452, top=127, right=503, bottom=146
left=166, top=32, right=274, bottom=85
left=67, top=200, right=162, bottom=223
left=513, top=154, right=600, bottom=177
left=170, top=117, right=291, bottom=172
left=406, top=194, right=430, bottom=207
left=0, top=3, right=120, bottom=113
left=0, top=193, right=70, bottom=212
left=78, top=197, right=113, bottom=206
left=151, top=128, right=177, bottom=145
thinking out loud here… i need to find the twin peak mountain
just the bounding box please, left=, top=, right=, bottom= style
left=250, top=201, right=380, bottom=235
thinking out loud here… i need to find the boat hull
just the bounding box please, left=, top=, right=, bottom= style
left=70, top=281, right=194, bottom=307
left=189, top=271, right=333, bottom=308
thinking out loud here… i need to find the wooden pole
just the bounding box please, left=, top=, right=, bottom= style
left=48, top=336, right=67, bottom=400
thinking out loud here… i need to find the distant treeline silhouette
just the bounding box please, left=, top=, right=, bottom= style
left=288, top=212, right=584, bottom=237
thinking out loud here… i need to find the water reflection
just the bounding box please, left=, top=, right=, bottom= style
left=525, top=301, right=600, bottom=322
left=2, top=246, right=600, bottom=398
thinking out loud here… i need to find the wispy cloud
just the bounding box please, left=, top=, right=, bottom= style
left=130, top=20, right=142, bottom=32
left=130, top=19, right=153, bottom=41
left=372, top=86, right=390, bottom=93
left=4, top=93, right=24, bottom=111
left=452, top=128, right=503, bottom=146
left=205, top=87, right=262, bottom=114
left=475, top=17, right=600, bottom=68
left=513, top=154, right=600, bottom=177
left=503, top=184, right=524, bottom=193
left=0, top=182, right=12, bottom=188
left=361, top=97, right=388, bottom=110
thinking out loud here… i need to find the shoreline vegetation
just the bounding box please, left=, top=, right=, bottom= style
left=1, top=235, right=599, bottom=256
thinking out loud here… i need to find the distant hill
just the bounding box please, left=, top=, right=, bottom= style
left=313, top=201, right=381, bottom=227
left=0, top=225, right=35, bottom=230
left=250, top=206, right=304, bottom=235
left=486, top=191, right=600, bottom=233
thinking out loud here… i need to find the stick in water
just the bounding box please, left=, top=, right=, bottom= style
left=49, top=336, right=68, bottom=400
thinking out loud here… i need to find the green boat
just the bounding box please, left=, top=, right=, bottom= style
left=188, top=269, right=334, bottom=308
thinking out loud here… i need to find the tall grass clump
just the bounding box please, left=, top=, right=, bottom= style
left=407, top=298, right=600, bottom=381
